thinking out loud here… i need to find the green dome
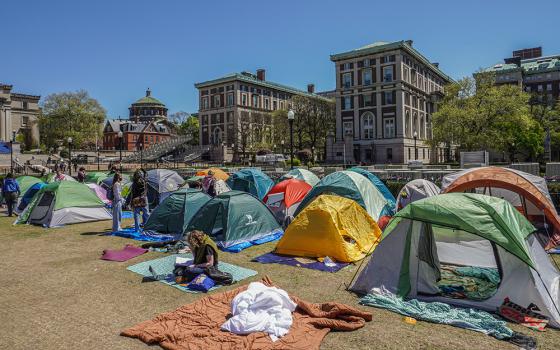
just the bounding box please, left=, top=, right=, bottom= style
left=132, top=89, right=165, bottom=106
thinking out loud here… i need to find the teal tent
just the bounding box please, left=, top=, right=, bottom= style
left=187, top=190, right=282, bottom=252
left=226, top=168, right=273, bottom=200
left=294, top=170, right=389, bottom=220
left=143, top=188, right=211, bottom=236
left=349, top=167, right=396, bottom=215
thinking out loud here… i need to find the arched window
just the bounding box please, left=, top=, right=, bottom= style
left=405, top=110, right=411, bottom=138
left=212, top=127, right=223, bottom=145
left=361, top=112, right=375, bottom=139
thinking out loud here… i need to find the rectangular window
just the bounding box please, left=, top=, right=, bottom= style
left=264, top=98, right=270, bottom=110
left=403, top=67, right=409, bottom=82
left=362, top=69, right=372, bottom=86
left=227, top=93, right=234, bottom=106
left=386, top=148, right=393, bottom=161
left=384, top=91, right=394, bottom=105
left=21, top=116, right=29, bottom=126
left=383, top=66, right=393, bottom=82
left=213, top=95, right=221, bottom=107
left=547, top=83, right=552, bottom=91
left=343, top=62, right=352, bottom=70
left=384, top=118, right=395, bottom=138
left=242, top=94, right=247, bottom=106
left=252, top=94, right=259, bottom=108
left=363, top=94, right=372, bottom=107
left=343, top=121, right=353, bottom=136
left=538, top=85, right=543, bottom=92
left=202, top=97, right=209, bottom=109
left=343, top=96, right=352, bottom=110
left=343, top=73, right=352, bottom=88
left=273, top=101, right=277, bottom=110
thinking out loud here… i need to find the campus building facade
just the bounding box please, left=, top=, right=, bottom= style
left=484, top=47, right=560, bottom=104
left=0, top=83, right=41, bottom=149
left=326, top=40, right=453, bottom=164
left=194, top=70, right=325, bottom=160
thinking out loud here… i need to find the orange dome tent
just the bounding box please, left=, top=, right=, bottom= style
left=195, top=168, right=230, bottom=181
left=441, top=166, right=560, bottom=250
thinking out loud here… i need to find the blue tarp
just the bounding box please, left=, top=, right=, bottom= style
left=0, top=142, right=11, bottom=154
left=107, top=227, right=177, bottom=242
left=219, top=229, right=283, bottom=253
left=253, top=252, right=349, bottom=272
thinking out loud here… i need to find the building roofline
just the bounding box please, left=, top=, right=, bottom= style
left=194, top=73, right=332, bottom=101
left=11, top=93, right=41, bottom=100
left=330, top=40, right=454, bottom=83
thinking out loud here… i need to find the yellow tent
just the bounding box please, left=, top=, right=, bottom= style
left=195, top=168, right=230, bottom=181
left=274, top=195, right=382, bottom=263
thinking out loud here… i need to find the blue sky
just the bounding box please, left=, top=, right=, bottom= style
left=3, top=0, right=559, bottom=118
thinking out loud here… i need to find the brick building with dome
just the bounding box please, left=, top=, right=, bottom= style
left=102, top=89, right=172, bottom=151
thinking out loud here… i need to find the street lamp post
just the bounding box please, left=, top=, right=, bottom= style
left=97, top=146, right=100, bottom=171
left=9, top=131, right=15, bottom=174
left=413, top=131, right=418, bottom=161
left=139, top=142, right=143, bottom=169
left=118, top=131, right=123, bottom=172
left=67, top=136, right=73, bottom=176
left=287, top=110, right=295, bottom=170
left=312, top=146, right=315, bottom=164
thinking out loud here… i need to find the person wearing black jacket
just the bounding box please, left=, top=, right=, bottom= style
left=129, top=169, right=149, bottom=231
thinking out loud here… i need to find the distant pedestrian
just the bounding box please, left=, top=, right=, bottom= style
left=129, top=169, right=149, bottom=232
left=2, top=173, right=20, bottom=217
left=112, top=172, right=124, bottom=232
left=73, top=162, right=78, bottom=174
left=202, top=170, right=216, bottom=197
left=77, top=167, right=86, bottom=183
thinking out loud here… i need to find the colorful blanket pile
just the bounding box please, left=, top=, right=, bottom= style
left=438, top=265, right=500, bottom=300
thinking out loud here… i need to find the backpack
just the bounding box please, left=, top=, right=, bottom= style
left=107, top=188, right=114, bottom=201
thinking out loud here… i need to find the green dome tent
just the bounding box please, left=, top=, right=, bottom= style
left=16, top=176, right=44, bottom=198
left=143, top=188, right=211, bottom=236
left=350, top=193, right=560, bottom=328
left=85, top=171, right=110, bottom=184
left=187, top=190, right=282, bottom=252
left=16, top=181, right=111, bottom=227
left=294, top=170, right=388, bottom=220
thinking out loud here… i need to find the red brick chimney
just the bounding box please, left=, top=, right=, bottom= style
left=307, top=84, right=315, bottom=93
left=256, top=69, right=266, bottom=81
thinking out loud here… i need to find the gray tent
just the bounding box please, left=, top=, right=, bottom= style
left=396, top=179, right=440, bottom=211
left=146, top=169, right=184, bottom=208
left=351, top=193, right=560, bottom=328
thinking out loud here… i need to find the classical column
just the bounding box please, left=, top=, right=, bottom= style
left=0, top=106, right=5, bottom=141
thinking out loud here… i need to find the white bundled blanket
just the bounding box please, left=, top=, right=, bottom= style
left=221, top=282, right=297, bottom=341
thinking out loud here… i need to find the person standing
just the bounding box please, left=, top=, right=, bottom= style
left=129, top=169, right=149, bottom=232
left=77, top=167, right=86, bottom=183
left=112, top=172, right=124, bottom=232
left=202, top=170, right=216, bottom=197
left=2, top=173, right=20, bottom=217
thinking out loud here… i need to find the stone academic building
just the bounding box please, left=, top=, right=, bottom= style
left=0, top=83, right=41, bottom=149
left=195, top=69, right=327, bottom=160
left=326, top=40, right=453, bottom=164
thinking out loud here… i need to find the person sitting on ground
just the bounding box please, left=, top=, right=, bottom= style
left=77, top=167, right=86, bottom=183
left=2, top=173, right=20, bottom=217
left=129, top=169, right=149, bottom=231
left=202, top=170, right=216, bottom=197
left=173, top=230, right=219, bottom=283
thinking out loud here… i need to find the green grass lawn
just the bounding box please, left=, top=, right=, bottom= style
left=1, top=214, right=559, bottom=349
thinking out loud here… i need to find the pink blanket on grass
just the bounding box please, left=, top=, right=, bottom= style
left=101, top=245, right=148, bottom=262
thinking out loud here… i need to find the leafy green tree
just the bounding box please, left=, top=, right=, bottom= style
left=178, top=114, right=199, bottom=145
left=39, top=90, right=106, bottom=150
left=430, top=72, right=542, bottom=160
